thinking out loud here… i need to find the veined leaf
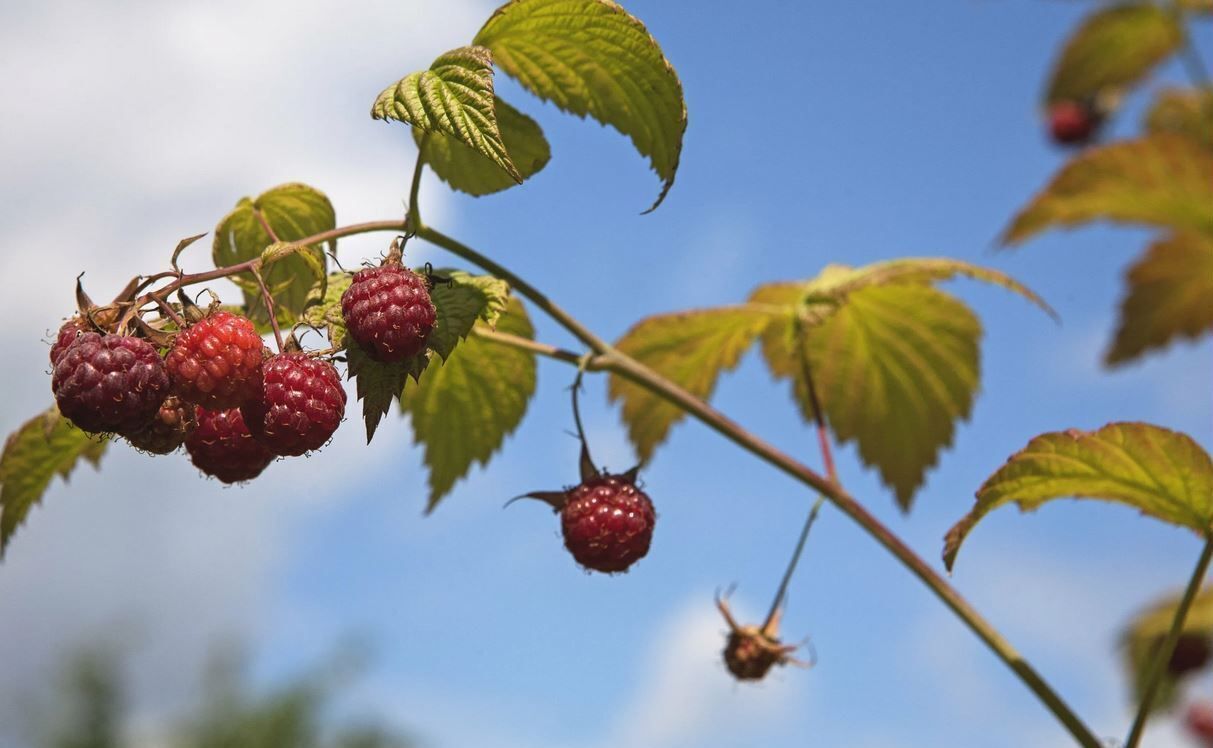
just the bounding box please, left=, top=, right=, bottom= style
left=474, top=0, right=687, bottom=212
left=1045, top=4, right=1182, bottom=105
left=1107, top=232, right=1213, bottom=365
left=417, top=97, right=550, bottom=196
left=1004, top=135, right=1213, bottom=245
left=1121, top=588, right=1213, bottom=714
left=213, top=183, right=334, bottom=322
left=373, top=46, right=520, bottom=182
left=346, top=342, right=428, bottom=443
left=944, top=423, right=1213, bottom=570
left=401, top=298, right=536, bottom=511
left=1, top=407, right=107, bottom=557
left=427, top=271, right=510, bottom=361
left=1145, top=87, right=1213, bottom=150
left=608, top=306, right=774, bottom=462
left=301, top=273, right=353, bottom=350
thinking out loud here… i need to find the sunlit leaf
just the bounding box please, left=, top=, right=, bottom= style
left=301, top=273, right=353, bottom=350
left=417, top=97, right=550, bottom=196
left=346, top=343, right=427, bottom=443
left=1121, top=588, right=1213, bottom=714
left=427, top=271, right=510, bottom=360
left=1144, top=87, right=1213, bottom=150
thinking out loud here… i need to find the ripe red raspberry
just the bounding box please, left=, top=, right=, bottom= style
left=185, top=407, right=274, bottom=484
left=560, top=475, right=656, bottom=573
left=123, top=395, right=195, bottom=454
left=241, top=353, right=346, bottom=456
left=1188, top=701, right=1213, bottom=745
left=50, top=317, right=91, bottom=367
left=1048, top=100, right=1100, bottom=146
left=52, top=333, right=171, bottom=434
left=340, top=265, right=435, bottom=362
left=166, top=311, right=266, bottom=409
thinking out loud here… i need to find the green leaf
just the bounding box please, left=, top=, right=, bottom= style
left=1045, top=3, right=1182, bottom=105
left=608, top=306, right=774, bottom=462
left=1107, top=232, right=1213, bottom=366
left=417, top=97, right=551, bottom=196
left=346, top=342, right=428, bottom=443
left=373, top=46, right=521, bottom=183
left=427, top=271, right=510, bottom=360
left=213, top=183, right=334, bottom=322
left=400, top=298, right=536, bottom=511
left=1003, top=135, right=1213, bottom=245
left=944, top=423, right=1213, bottom=570
left=1121, top=588, right=1213, bottom=714
left=1, top=407, right=107, bottom=557
left=301, top=273, right=354, bottom=350
left=1145, top=87, right=1213, bottom=150
left=474, top=0, right=687, bottom=212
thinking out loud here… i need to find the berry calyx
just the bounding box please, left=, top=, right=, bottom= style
left=185, top=406, right=274, bottom=484
left=1048, top=100, right=1101, bottom=146
left=50, top=317, right=90, bottom=367
left=340, top=263, right=435, bottom=362
left=560, top=474, right=656, bottom=573
left=123, top=395, right=195, bottom=454
left=166, top=310, right=266, bottom=409
left=716, top=594, right=809, bottom=682
left=241, top=352, right=346, bottom=456
left=52, top=333, right=171, bottom=434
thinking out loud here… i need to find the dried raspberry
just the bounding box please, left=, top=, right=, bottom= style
left=50, top=317, right=90, bottom=367
left=340, top=265, right=435, bottom=362
left=122, top=395, right=195, bottom=454
left=716, top=595, right=808, bottom=682
left=52, top=333, right=171, bottom=434
left=1049, top=100, right=1101, bottom=146
left=560, top=475, right=655, bottom=574
left=185, top=407, right=274, bottom=484
left=166, top=311, right=266, bottom=409
left=241, top=353, right=346, bottom=456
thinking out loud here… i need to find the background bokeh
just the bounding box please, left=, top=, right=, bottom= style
left=1, top=1, right=1210, bottom=746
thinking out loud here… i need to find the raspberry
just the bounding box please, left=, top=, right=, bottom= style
left=1188, top=701, right=1213, bottom=745
left=715, top=595, right=807, bottom=682
left=241, top=353, right=346, bottom=456
left=50, top=317, right=90, bottom=367
left=560, top=475, right=656, bottom=573
left=1168, top=633, right=1212, bottom=676
left=185, top=407, right=274, bottom=484
left=123, top=395, right=195, bottom=454
left=52, top=333, right=171, bottom=434
left=1048, top=100, right=1100, bottom=146
left=166, top=311, right=266, bottom=409
left=340, top=265, right=435, bottom=362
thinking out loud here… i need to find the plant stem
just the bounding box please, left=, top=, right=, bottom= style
left=253, top=208, right=281, bottom=243
left=764, top=496, right=825, bottom=632
left=798, top=337, right=838, bottom=485
left=251, top=266, right=284, bottom=351
left=407, top=138, right=428, bottom=232
left=1124, top=535, right=1213, bottom=748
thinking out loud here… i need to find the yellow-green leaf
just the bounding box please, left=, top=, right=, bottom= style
left=1121, top=588, right=1213, bottom=714
left=1045, top=4, right=1182, bottom=106
left=1144, top=87, right=1213, bottom=150
left=301, top=273, right=353, bottom=350
left=373, top=46, right=520, bottom=183
left=400, top=298, right=536, bottom=511
left=1, top=407, right=107, bottom=558
left=1003, top=135, right=1213, bottom=245
left=1107, top=232, right=1213, bottom=365
left=944, top=423, right=1213, bottom=570
left=417, top=97, right=550, bottom=196
left=474, top=0, right=687, bottom=212
left=608, top=306, right=774, bottom=462
left=427, top=270, right=511, bottom=360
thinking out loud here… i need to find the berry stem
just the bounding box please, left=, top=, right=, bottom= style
left=798, top=335, right=838, bottom=485
left=407, top=138, right=428, bottom=232
left=1125, top=535, right=1213, bottom=748
left=251, top=266, right=285, bottom=351
left=763, top=495, right=825, bottom=633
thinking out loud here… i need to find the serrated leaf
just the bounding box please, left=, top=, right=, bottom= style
left=374, top=46, right=521, bottom=182
left=1107, top=232, right=1213, bottom=365
left=608, top=306, right=773, bottom=462
left=428, top=271, right=510, bottom=360
left=400, top=298, right=536, bottom=511
left=1, top=407, right=107, bottom=557
left=417, top=97, right=550, bottom=196
left=1145, top=87, right=1213, bottom=150
left=346, top=342, right=428, bottom=443
left=1045, top=4, right=1182, bottom=106
left=944, top=423, right=1213, bottom=570
left=301, top=273, right=353, bottom=350
left=213, top=183, right=334, bottom=322
left=1121, top=588, right=1213, bottom=714
left=1004, top=135, right=1213, bottom=245
left=474, top=0, right=687, bottom=212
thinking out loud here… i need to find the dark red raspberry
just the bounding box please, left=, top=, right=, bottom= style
left=166, top=311, right=266, bottom=409
left=186, top=406, right=274, bottom=484
left=52, top=333, right=171, bottom=434
left=560, top=475, right=656, bottom=573
left=1168, top=633, right=1212, bottom=676
left=1048, top=100, right=1100, bottom=146
left=241, top=353, right=345, bottom=456
left=340, top=265, right=435, bottom=362
left=50, top=317, right=90, bottom=367
left=123, top=395, right=195, bottom=454
left=1188, top=701, right=1213, bottom=744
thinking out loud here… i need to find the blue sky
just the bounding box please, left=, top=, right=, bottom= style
left=1, top=1, right=1211, bottom=746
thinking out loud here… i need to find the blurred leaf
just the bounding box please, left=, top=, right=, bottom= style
left=1003, top=135, right=1213, bottom=245
left=1107, top=232, right=1213, bottom=365
left=1045, top=3, right=1182, bottom=105
left=1144, top=87, right=1213, bottom=150
left=213, top=183, right=335, bottom=322
left=347, top=342, right=428, bottom=443
left=944, top=423, right=1213, bottom=570
left=1, top=407, right=107, bottom=558
left=50, top=648, right=123, bottom=748
left=373, top=46, right=520, bottom=182
left=474, top=0, right=687, bottom=212
left=400, top=298, right=536, bottom=511
left=427, top=271, right=510, bottom=360
left=1121, top=588, right=1213, bottom=714
left=608, top=306, right=773, bottom=462
left=417, top=97, right=550, bottom=196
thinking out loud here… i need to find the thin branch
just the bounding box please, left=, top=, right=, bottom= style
left=251, top=266, right=284, bottom=352
left=253, top=208, right=281, bottom=243
left=764, top=496, right=825, bottom=632
left=798, top=336, right=838, bottom=485
left=407, top=137, right=428, bottom=232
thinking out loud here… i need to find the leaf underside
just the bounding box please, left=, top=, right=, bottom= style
left=416, top=97, right=551, bottom=196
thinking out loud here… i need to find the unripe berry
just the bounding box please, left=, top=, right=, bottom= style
left=241, top=353, right=346, bottom=457
left=166, top=311, right=266, bottom=409
left=52, top=333, right=171, bottom=434
left=340, top=265, right=435, bottom=362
